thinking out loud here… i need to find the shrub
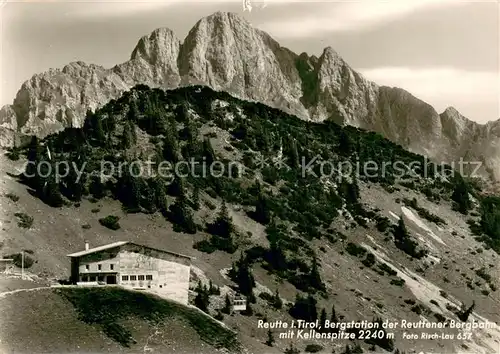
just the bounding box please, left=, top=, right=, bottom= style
left=361, top=253, right=376, bottom=267
left=5, top=193, right=19, bottom=202
left=14, top=212, right=33, bottom=229
left=390, top=278, right=405, bottom=287
left=475, top=268, right=492, bottom=282
left=378, top=263, right=397, bottom=276
left=304, top=344, right=323, bottom=353
left=4, top=253, right=34, bottom=268
left=99, top=215, right=121, bottom=230
left=346, top=242, right=367, bottom=257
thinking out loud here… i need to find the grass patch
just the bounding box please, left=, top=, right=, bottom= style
left=55, top=287, right=240, bottom=350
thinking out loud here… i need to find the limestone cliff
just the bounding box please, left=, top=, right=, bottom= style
left=1, top=11, right=498, bottom=183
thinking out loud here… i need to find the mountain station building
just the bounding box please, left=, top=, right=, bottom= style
left=67, top=241, right=192, bottom=304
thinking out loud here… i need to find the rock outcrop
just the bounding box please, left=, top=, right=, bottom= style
left=1, top=11, right=498, bottom=182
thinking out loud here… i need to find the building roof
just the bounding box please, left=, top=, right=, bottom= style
left=66, top=241, right=192, bottom=260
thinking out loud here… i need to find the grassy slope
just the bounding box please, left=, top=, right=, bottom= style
left=0, top=287, right=241, bottom=354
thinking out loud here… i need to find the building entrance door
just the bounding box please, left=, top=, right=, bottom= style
left=106, top=275, right=117, bottom=284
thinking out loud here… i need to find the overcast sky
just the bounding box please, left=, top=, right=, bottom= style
left=0, top=0, right=498, bottom=123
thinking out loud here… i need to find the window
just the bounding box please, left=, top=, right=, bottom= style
left=130, top=275, right=137, bottom=281
left=90, top=276, right=96, bottom=281
left=98, top=276, right=104, bottom=282
left=122, top=275, right=129, bottom=281
left=85, top=265, right=89, bottom=270
left=82, top=276, right=88, bottom=282
left=98, top=264, right=102, bottom=271
left=110, top=264, right=114, bottom=270
left=159, top=285, right=162, bottom=288
left=138, top=275, right=145, bottom=281
left=146, top=275, right=153, bottom=280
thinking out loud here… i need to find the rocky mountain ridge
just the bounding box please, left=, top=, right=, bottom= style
left=1, top=11, right=498, bottom=183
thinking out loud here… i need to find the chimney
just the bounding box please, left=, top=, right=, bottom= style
left=84, top=241, right=89, bottom=250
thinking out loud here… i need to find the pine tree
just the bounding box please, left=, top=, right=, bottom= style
left=168, top=194, right=196, bottom=234
left=289, top=293, right=317, bottom=322
left=330, top=304, right=338, bottom=323
left=121, top=121, right=136, bottom=149
left=394, top=216, right=408, bottom=244
left=222, top=293, right=232, bottom=314
left=25, top=136, right=42, bottom=189
left=284, top=343, right=300, bottom=354
left=119, top=163, right=141, bottom=212
left=265, top=329, right=275, bottom=347
left=309, top=258, right=325, bottom=291
left=451, top=175, right=471, bottom=214
left=153, top=177, right=168, bottom=216
left=202, top=137, right=216, bottom=165
left=41, top=172, right=65, bottom=207
left=319, top=308, right=327, bottom=332
left=162, top=127, right=180, bottom=162
left=93, top=113, right=106, bottom=144
left=192, top=185, right=200, bottom=210
left=286, top=137, right=300, bottom=169
left=272, top=289, right=283, bottom=309
left=254, top=186, right=271, bottom=224
left=338, top=130, right=353, bottom=156
left=208, top=201, right=234, bottom=238
left=457, top=301, right=475, bottom=322
left=127, top=100, right=139, bottom=123
left=194, top=285, right=210, bottom=313
left=329, top=304, right=339, bottom=333
left=230, top=254, right=255, bottom=298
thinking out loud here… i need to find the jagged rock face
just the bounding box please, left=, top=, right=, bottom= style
left=0, top=11, right=498, bottom=183
left=312, top=47, right=379, bottom=126
left=116, top=27, right=181, bottom=87
left=178, top=12, right=306, bottom=119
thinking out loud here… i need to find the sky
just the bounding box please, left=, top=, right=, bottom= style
left=0, top=0, right=498, bottom=123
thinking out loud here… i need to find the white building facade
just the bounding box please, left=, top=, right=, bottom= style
left=67, top=241, right=192, bottom=304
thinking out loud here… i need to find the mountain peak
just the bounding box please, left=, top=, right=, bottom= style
left=443, top=106, right=462, bottom=117
left=188, top=10, right=253, bottom=38
left=130, top=27, right=180, bottom=63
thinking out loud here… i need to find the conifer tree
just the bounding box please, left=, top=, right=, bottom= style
left=451, top=175, right=471, bottom=214
left=168, top=193, right=196, bottom=234
left=309, top=257, right=325, bottom=291
left=329, top=304, right=339, bottom=333
left=194, top=285, right=210, bottom=313
left=338, top=129, right=353, bottom=156
left=265, top=329, right=275, bottom=347
left=121, top=121, right=136, bottom=149
left=192, top=185, right=200, bottom=210
left=162, top=127, right=180, bottom=162
left=25, top=136, right=42, bottom=189
left=202, top=137, right=216, bottom=165
left=230, top=254, right=255, bottom=299
left=272, top=289, right=283, bottom=309
left=254, top=187, right=271, bottom=225
left=208, top=201, right=234, bottom=238
left=41, top=172, right=65, bottom=207
left=222, top=293, right=232, bottom=314
left=319, top=308, right=327, bottom=332
left=93, top=114, right=106, bottom=144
